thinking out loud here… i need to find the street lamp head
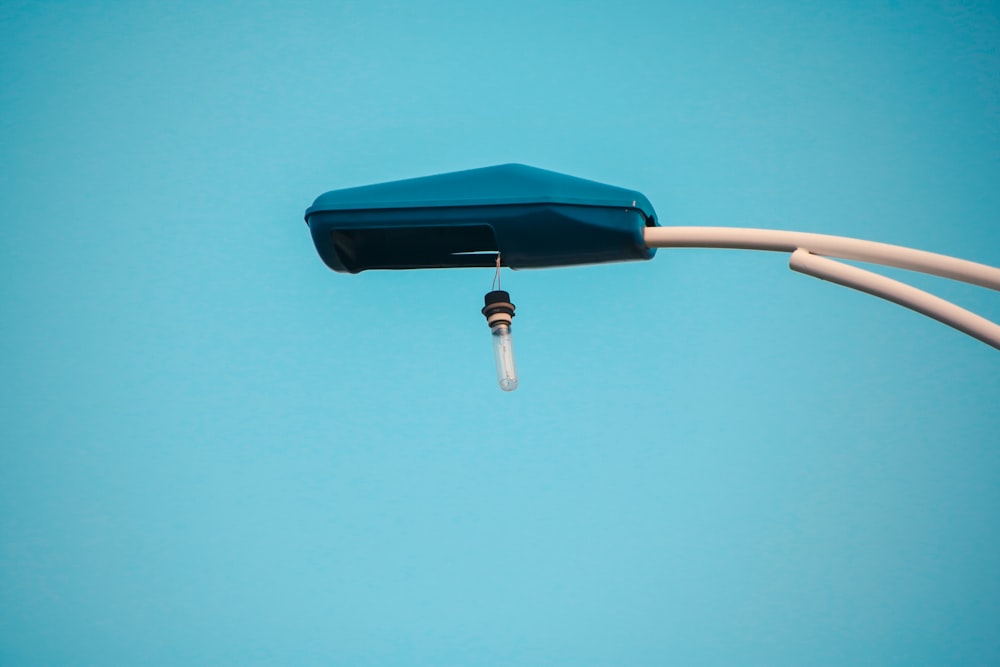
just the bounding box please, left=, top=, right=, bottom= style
left=305, top=163, right=659, bottom=273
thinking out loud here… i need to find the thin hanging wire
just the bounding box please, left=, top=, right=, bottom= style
left=492, top=253, right=502, bottom=291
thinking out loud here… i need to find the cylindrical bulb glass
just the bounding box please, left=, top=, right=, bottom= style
left=490, top=323, right=518, bottom=391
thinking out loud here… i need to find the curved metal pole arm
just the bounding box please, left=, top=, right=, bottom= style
left=643, top=226, right=1000, bottom=351
left=644, top=226, right=1000, bottom=291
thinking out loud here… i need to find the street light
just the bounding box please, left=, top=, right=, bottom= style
left=305, top=163, right=658, bottom=273
left=305, top=163, right=660, bottom=391
left=305, top=164, right=1000, bottom=388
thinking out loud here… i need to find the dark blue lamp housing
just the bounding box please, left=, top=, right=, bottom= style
left=304, top=164, right=659, bottom=273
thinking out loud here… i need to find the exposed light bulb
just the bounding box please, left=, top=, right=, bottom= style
left=490, top=322, right=518, bottom=391
left=482, top=290, right=519, bottom=392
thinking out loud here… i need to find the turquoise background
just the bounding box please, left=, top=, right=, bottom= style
left=2, top=1, right=999, bottom=664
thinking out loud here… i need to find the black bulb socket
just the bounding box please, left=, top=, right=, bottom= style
left=482, top=290, right=515, bottom=327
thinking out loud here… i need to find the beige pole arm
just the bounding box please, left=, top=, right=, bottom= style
left=644, top=226, right=1000, bottom=351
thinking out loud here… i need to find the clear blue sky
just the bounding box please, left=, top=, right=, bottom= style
left=2, top=1, right=999, bottom=664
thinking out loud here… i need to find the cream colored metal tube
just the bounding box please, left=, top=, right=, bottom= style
left=789, top=249, right=1000, bottom=351
left=644, top=227, right=1000, bottom=292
